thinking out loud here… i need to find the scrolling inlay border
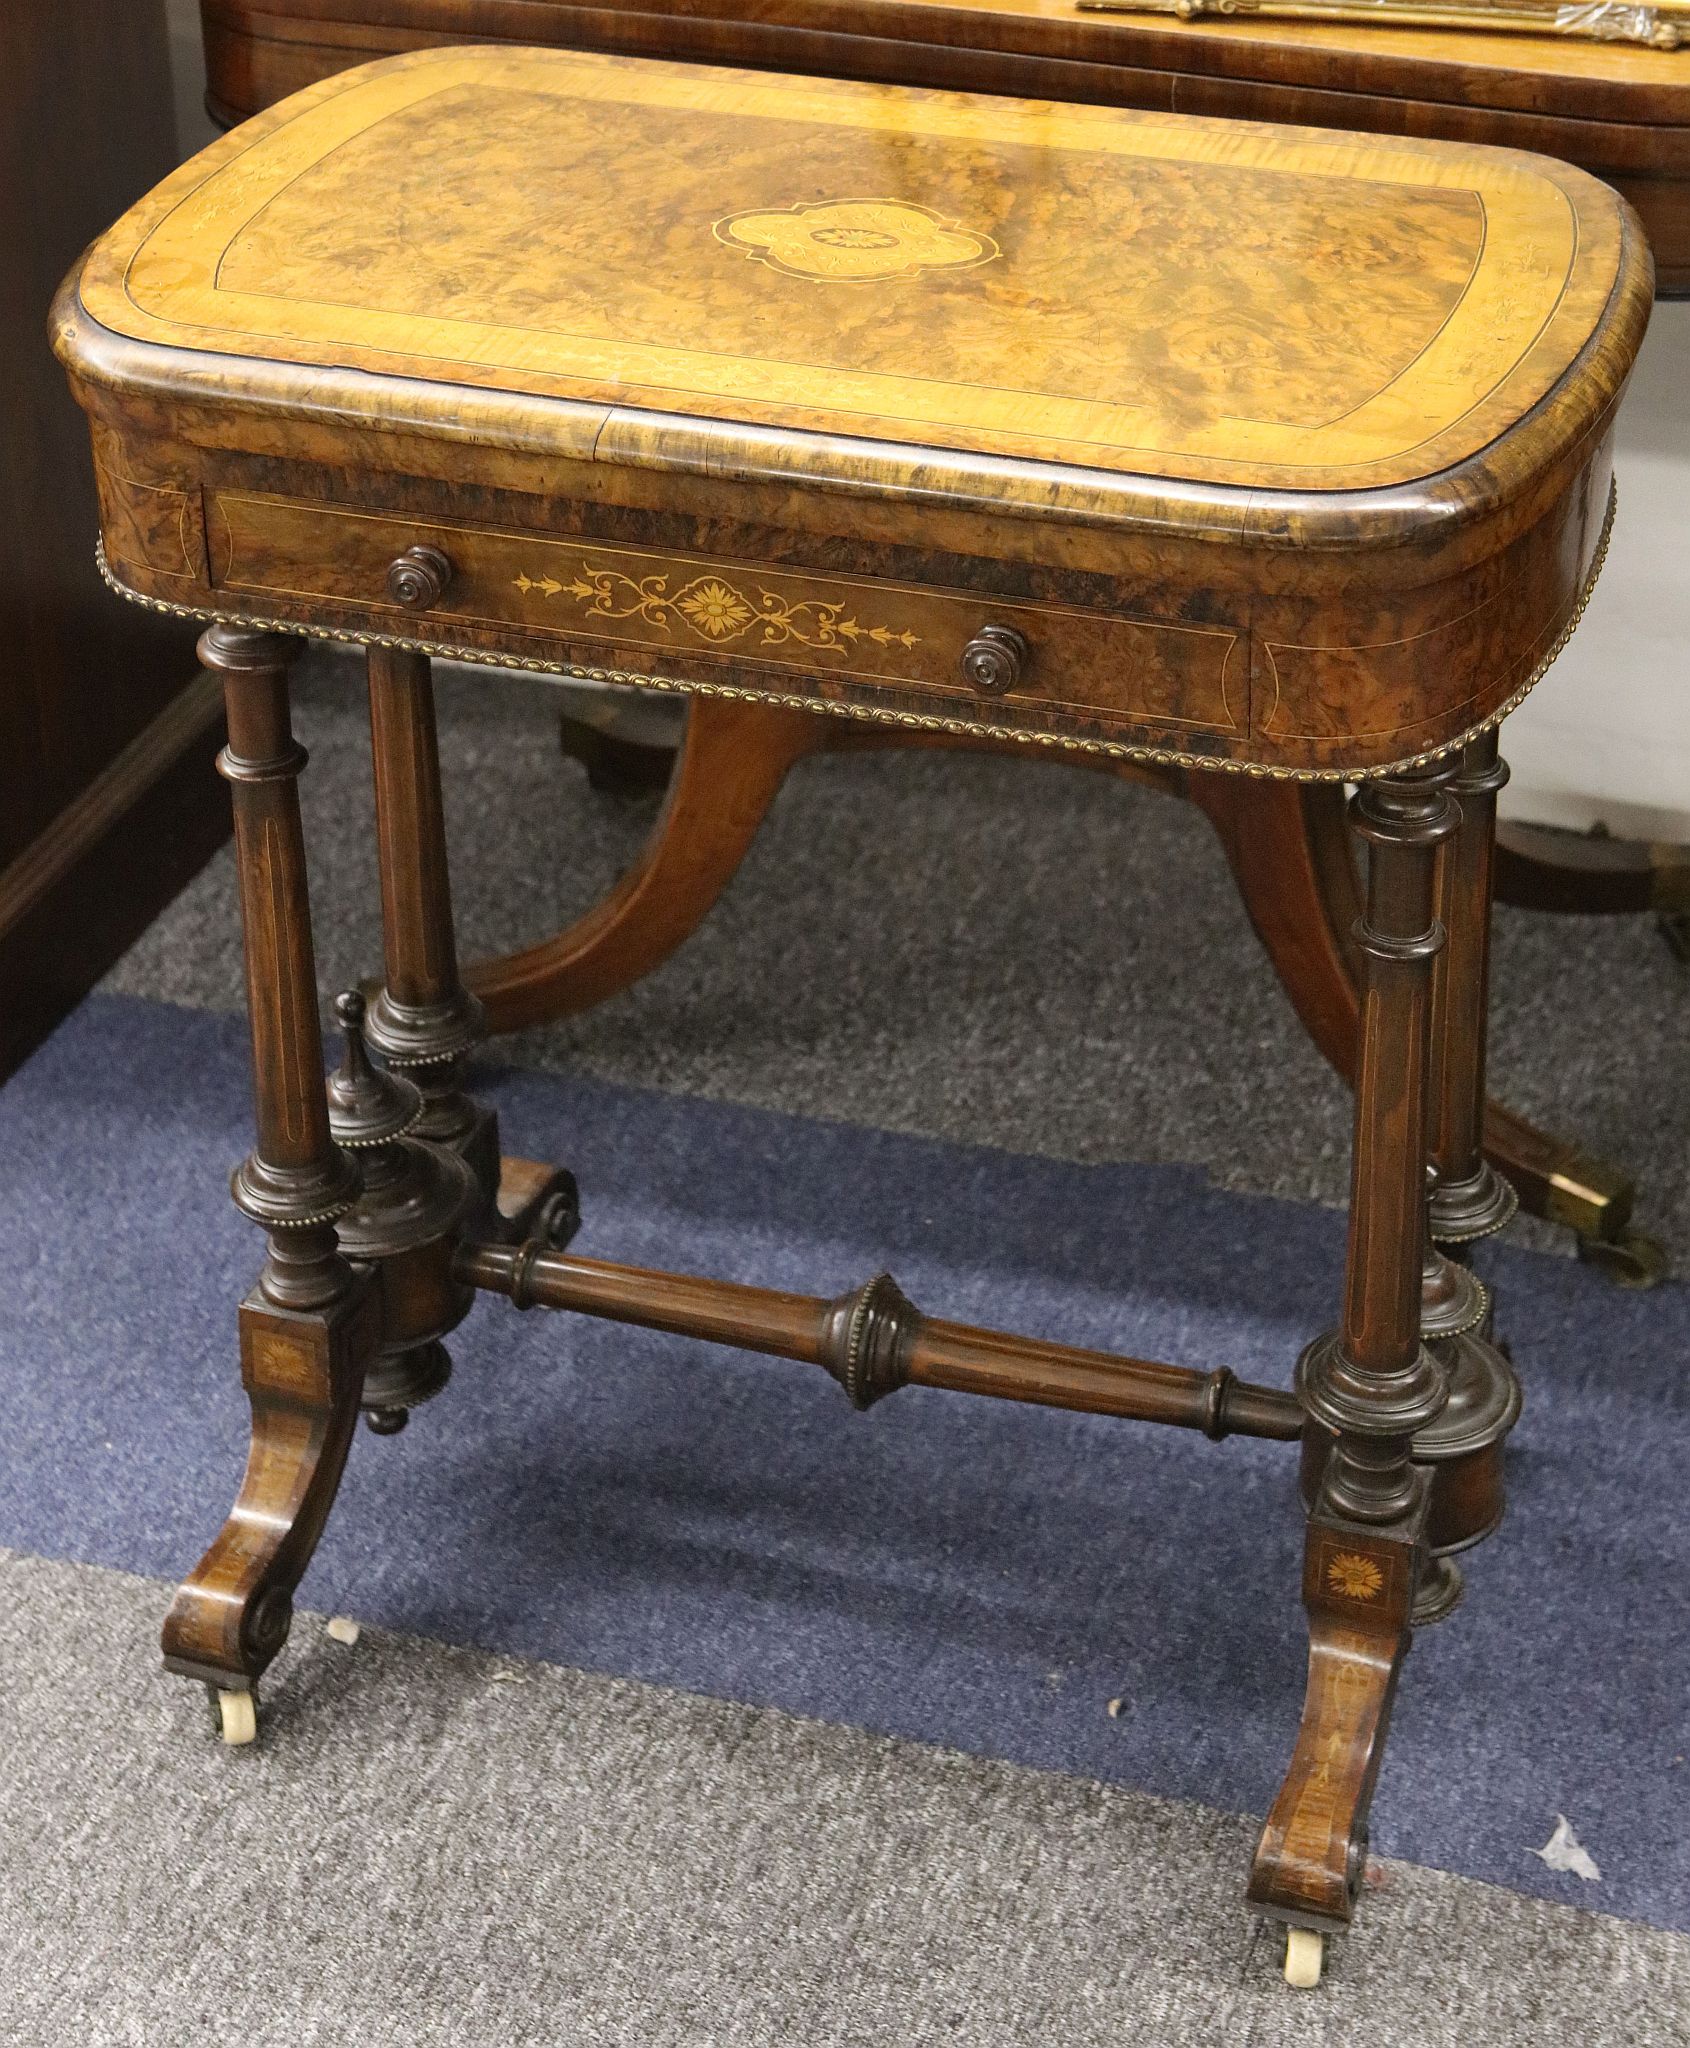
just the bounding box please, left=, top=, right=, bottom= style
left=513, top=564, right=920, bottom=655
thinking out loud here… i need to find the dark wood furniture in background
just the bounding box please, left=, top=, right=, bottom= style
left=197, top=0, right=1681, bottom=1280
left=200, top=0, right=1690, bottom=290
left=0, top=0, right=223, bottom=1077
left=57, top=45, right=1649, bottom=1981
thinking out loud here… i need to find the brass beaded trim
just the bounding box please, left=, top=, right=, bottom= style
left=332, top=1103, right=424, bottom=1150
left=1430, top=1174, right=1521, bottom=1246
left=94, top=478, right=1615, bottom=786
left=266, top=1200, right=359, bottom=1229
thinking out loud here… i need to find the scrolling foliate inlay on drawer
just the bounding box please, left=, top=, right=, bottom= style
left=205, top=492, right=1244, bottom=738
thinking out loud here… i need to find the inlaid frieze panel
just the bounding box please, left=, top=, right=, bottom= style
left=204, top=490, right=1244, bottom=738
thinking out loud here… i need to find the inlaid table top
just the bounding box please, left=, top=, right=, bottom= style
left=57, top=46, right=1651, bottom=776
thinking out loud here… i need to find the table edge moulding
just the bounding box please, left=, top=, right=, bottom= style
left=51, top=41, right=1652, bottom=1992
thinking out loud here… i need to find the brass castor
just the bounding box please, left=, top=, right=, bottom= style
left=213, top=1686, right=258, bottom=1746
left=1577, top=1227, right=1668, bottom=1289
left=1283, top=1927, right=1325, bottom=1988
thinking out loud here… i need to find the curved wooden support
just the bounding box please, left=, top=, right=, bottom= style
left=466, top=696, right=827, bottom=1033
left=1190, top=776, right=1642, bottom=1254
left=1495, top=818, right=1690, bottom=917
left=1248, top=1515, right=1419, bottom=1931
left=468, top=701, right=1647, bottom=1261
left=1186, top=775, right=1363, bottom=1079
left=161, top=1277, right=378, bottom=1688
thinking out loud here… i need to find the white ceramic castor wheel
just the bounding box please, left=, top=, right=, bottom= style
left=1283, top=1927, right=1325, bottom=1989
left=216, top=1687, right=258, bottom=1747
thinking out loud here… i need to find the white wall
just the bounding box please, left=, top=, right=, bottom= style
left=159, top=0, right=1688, bottom=837
left=1499, top=301, right=1690, bottom=841
left=167, top=0, right=216, bottom=157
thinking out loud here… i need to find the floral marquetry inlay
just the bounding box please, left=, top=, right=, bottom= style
left=713, top=199, right=999, bottom=284
left=512, top=568, right=920, bottom=656
left=1326, top=1551, right=1385, bottom=1602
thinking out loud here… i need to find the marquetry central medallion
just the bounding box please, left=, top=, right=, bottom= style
left=713, top=198, right=999, bottom=284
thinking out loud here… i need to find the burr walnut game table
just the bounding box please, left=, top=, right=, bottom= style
left=55, top=45, right=1649, bottom=1986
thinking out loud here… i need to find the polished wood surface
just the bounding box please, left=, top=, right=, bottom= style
left=56, top=49, right=1649, bottom=777
left=207, top=495, right=1245, bottom=722
left=461, top=1239, right=1306, bottom=1434
left=201, top=0, right=1690, bottom=120
left=79, top=47, right=1632, bottom=493
left=202, top=0, right=1690, bottom=291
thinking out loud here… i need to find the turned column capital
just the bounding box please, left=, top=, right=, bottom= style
left=1446, top=729, right=1511, bottom=801
left=202, top=624, right=310, bottom=776
left=198, top=621, right=305, bottom=673
left=1350, top=763, right=1462, bottom=857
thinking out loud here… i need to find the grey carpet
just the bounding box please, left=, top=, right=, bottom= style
left=106, top=649, right=1690, bottom=1267
left=3, top=1548, right=1685, bottom=2048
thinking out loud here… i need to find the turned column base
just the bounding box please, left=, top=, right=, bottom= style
left=363, top=1338, right=453, bottom=1434
left=1429, top=1159, right=1519, bottom=1246
left=1414, top=1330, right=1522, bottom=1554
left=1300, top=1328, right=1519, bottom=1603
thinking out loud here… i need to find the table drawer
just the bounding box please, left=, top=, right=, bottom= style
left=205, top=491, right=1245, bottom=742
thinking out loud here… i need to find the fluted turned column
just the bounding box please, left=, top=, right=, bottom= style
left=212, top=625, right=360, bottom=1302
left=1412, top=733, right=1524, bottom=1619
left=1428, top=731, right=1517, bottom=1248
left=1298, top=765, right=1459, bottom=1521
left=1251, top=763, right=1460, bottom=1946
left=361, top=643, right=489, bottom=1167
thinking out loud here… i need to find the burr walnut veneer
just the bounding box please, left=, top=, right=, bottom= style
left=56, top=45, right=1649, bottom=1985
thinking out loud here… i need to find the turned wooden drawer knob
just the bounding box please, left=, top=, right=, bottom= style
left=386, top=544, right=453, bottom=610
left=960, top=623, right=1029, bottom=696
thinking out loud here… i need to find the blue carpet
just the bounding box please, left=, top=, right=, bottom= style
left=1, top=991, right=1685, bottom=1931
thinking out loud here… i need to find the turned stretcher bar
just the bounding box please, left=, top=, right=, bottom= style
left=458, top=1240, right=1308, bottom=1441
